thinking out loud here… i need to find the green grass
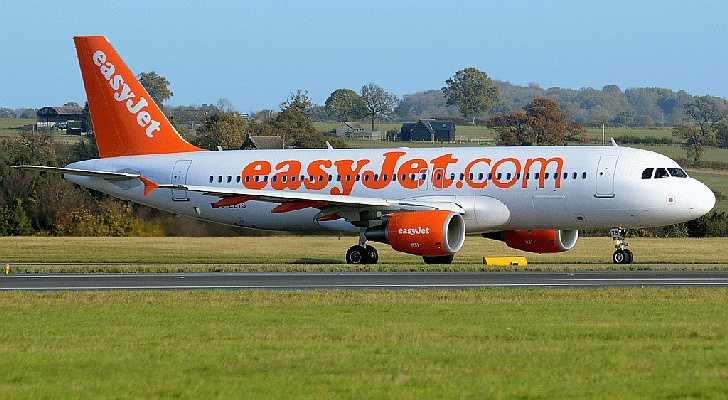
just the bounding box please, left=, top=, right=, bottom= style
left=1, top=289, right=727, bottom=398
left=0, top=118, right=82, bottom=144
left=1, top=237, right=727, bottom=273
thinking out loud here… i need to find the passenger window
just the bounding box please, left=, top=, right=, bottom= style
left=227, top=176, right=232, bottom=183
left=582, top=172, right=587, bottom=179
left=459, top=173, right=464, bottom=180
left=236, top=176, right=241, bottom=183
left=383, top=174, right=388, bottom=181
left=563, top=172, right=568, bottom=179
left=667, top=168, right=688, bottom=178
left=218, top=176, right=223, bottom=183
left=364, top=175, right=369, bottom=182
left=254, top=176, right=259, bottom=182
left=516, top=173, right=521, bottom=179
left=488, top=173, right=493, bottom=180
left=469, top=173, right=474, bottom=180
left=209, top=176, right=214, bottom=183
left=545, top=173, right=550, bottom=179
left=356, top=175, right=360, bottom=182
left=263, top=176, right=269, bottom=182
left=282, top=176, right=287, bottom=183
left=572, top=172, right=577, bottom=179
left=374, top=174, right=379, bottom=181
left=272, top=176, right=277, bottom=182
left=506, top=173, right=512, bottom=180
left=245, top=176, right=250, bottom=183
left=478, top=172, right=483, bottom=180
left=655, top=168, right=669, bottom=179
left=641, top=168, right=654, bottom=179
left=421, top=173, right=427, bottom=180
left=535, top=173, right=540, bottom=179
left=336, top=175, right=341, bottom=182
left=497, top=173, right=502, bottom=180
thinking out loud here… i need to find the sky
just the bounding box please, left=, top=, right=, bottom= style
left=1, top=0, right=727, bottom=111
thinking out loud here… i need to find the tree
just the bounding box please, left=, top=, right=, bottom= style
left=716, top=121, right=728, bottom=149
left=324, top=89, right=364, bottom=121
left=360, top=83, right=398, bottom=132
left=683, top=96, right=725, bottom=138
left=138, top=71, right=174, bottom=105
left=192, top=111, right=247, bottom=150
left=216, top=98, right=235, bottom=112
left=441, top=67, right=498, bottom=125
left=487, top=98, right=575, bottom=145
left=673, top=124, right=706, bottom=165
left=678, top=96, right=726, bottom=163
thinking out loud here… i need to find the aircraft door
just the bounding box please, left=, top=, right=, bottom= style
left=171, top=160, right=192, bottom=201
left=595, top=155, right=618, bottom=198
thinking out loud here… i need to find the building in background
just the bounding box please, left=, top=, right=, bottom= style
left=36, top=105, right=88, bottom=134
left=241, top=134, right=284, bottom=150
left=399, top=119, right=455, bottom=142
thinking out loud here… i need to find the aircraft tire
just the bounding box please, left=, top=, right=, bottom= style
left=346, top=245, right=366, bottom=264
left=613, top=249, right=628, bottom=264
left=364, top=245, right=379, bottom=264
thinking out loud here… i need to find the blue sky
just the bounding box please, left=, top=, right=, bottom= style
left=1, top=0, right=726, bottom=111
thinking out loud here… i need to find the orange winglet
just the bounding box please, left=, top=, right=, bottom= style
left=211, top=195, right=253, bottom=209
left=271, top=200, right=328, bottom=214
left=138, top=176, right=159, bottom=197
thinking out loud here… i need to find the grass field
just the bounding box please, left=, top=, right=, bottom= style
left=0, top=118, right=81, bottom=144
left=1, top=236, right=727, bottom=273
left=1, top=289, right=727, bottom=398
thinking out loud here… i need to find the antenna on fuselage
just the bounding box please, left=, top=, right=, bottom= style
left=325, top=141, right=334, bottom=150
left=610, top=137, right=618, bottom=146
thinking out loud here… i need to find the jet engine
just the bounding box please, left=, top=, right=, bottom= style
left=365, top=210, right=465, bottom=256
left=482, top=229, right=579, bottom=253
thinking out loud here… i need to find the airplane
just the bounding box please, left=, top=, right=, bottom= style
left=15, top=36, right=716, bottom=265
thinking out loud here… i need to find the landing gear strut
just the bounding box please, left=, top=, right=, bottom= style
left=345, top=232, right=378, bottom=264
left=610, top=228, right=633, bottom=264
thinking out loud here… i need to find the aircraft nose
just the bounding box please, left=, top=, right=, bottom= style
left=688, top=180, right=716, bottom=218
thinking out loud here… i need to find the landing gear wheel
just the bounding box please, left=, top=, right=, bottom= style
left=346, top=245, right=366, bottom=264
left=623, top=249, right=633, bottom=264
left=423, top=254, right=455, bottom=264
left=364, top=245, right=379, bottom=264
left=613, top=249, right=633, bottom=264
left=610, top=228, right=633, bottom=265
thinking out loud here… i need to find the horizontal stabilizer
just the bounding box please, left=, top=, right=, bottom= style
left=12, top=165, right=140, bottom=180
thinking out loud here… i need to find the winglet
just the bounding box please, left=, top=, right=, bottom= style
left=138, top=176, right=159, bottom=197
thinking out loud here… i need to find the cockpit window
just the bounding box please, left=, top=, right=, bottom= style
left=667, top=168, right=688, bottom=178
left=654, top=168, right=669, bottom=179
left=641, top=168, right=654, bottom=179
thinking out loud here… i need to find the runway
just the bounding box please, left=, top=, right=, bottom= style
left=2, top=271, right=728, bottom=290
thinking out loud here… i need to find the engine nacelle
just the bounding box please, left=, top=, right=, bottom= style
left=483, top=229, right=579, bottom=253
left=366, top=210, right=465, bottom=256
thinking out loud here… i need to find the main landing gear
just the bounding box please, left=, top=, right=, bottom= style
left=346, top=232, right=378, bottom=264
left=610, top=228, right=633, bottom=264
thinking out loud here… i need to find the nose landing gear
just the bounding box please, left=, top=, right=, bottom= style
left=345, top=232, right=379, bottom=264
left=610, top=228, right=633, bottom=264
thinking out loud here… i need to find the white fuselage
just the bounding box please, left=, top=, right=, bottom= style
left=65, top=145, right=715, bottom=233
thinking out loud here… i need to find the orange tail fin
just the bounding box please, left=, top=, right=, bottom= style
left=74, top=36, right=200, bottom=158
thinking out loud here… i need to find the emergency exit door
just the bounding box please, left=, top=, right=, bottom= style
left=171, top=160, right=192, bottom=201
left=595, top=155, right=618, bottom=198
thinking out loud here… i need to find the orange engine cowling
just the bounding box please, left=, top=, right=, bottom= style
left=365, top=210, right=465, bottom=257
left=483, top=229, right=579, bottom=253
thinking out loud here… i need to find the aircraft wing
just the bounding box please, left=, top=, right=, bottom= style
left=12, top=166, right=140, bottom=181
left=156, top=183, right=465, bottom=215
